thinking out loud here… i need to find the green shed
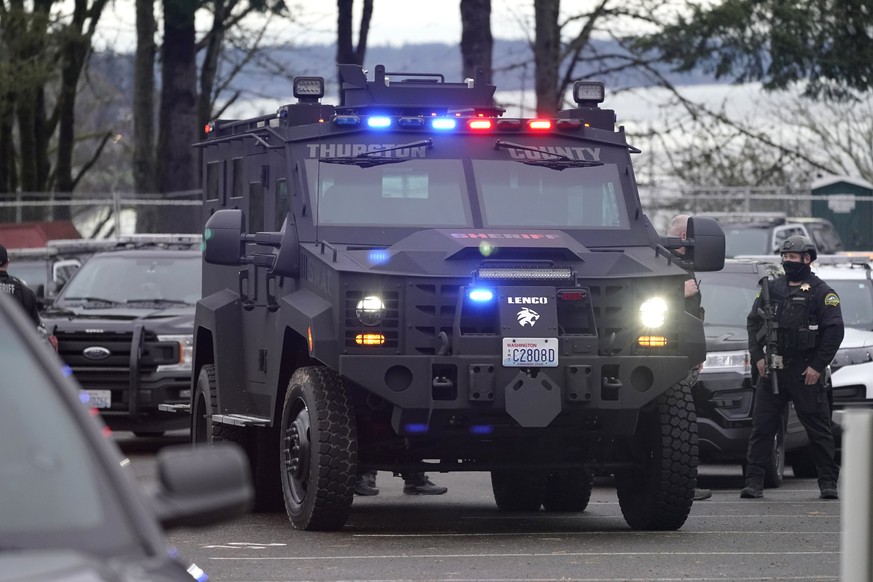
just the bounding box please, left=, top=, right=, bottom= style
left=811, top=175, right=873, bottom=251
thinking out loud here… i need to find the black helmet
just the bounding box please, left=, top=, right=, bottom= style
left=780, top=235, right=817, bottom=261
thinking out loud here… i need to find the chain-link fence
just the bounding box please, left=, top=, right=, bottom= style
left=0, top=191, right=202, bottom=240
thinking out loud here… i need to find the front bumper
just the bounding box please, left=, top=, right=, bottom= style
left=340, top=352, right=693, bottom=434
left=693, top=369, right=755, bottom=461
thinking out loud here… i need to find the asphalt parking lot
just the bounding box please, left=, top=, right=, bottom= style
left=121, top=433, right=840, bottom=582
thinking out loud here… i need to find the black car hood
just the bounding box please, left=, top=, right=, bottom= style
left=0, top=548, right=191, bottom=582
left=42, top=305, right=194, bottom=334
left=704, top=324, right=749, bottom=352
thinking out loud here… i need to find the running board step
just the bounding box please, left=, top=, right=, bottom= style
left=158, top=403, right=191, bottom=413
left=213, top=414, right=270, bottom=426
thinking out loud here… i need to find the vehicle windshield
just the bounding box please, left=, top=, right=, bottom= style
left=472, top=161, right=627, bottom=228
left=59, top=254, right=201, bottom=305
left=698, top=274, right=760, bottom=327
left=0, top=317, right=144, bottom=556
left=828, top=278, right=873, bottom=329
left=306, top=158, right=629, bottom=229
left=723, top=228, right=770, bottom=257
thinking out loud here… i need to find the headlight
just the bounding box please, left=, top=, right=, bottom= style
left=703, top=350, right=751, bottom=374
left=356, top=295, right=385, bottom=326
left=157, top=334, right=194, bottom=372
left=639, top=297, right=668, bottom=328
left=832, top=347, right=873, bottom=369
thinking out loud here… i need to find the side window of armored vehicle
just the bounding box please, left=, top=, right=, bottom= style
left=249, top=181, right=264, bottom=233
left=305, top=159, right=470, bottom=227
left=231, top=158, right=244, bottom=199
left=276, top=179, right=289, bottom=230
left=205, top=162, right=220, bottom=201
left=472, top=161, right=628, bottom=229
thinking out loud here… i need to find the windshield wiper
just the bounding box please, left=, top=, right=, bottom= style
left=125, top=298, right=190, bottom=305
left=495, top=139, right=604, bottom=171
left=320, top=139, right=433, bottom=167
left=521, top=159, right=604, bottom=171
left=64, top=296, right=120, bottom=306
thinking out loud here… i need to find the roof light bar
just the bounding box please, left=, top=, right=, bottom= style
left=399, top=116, right=425, bottom=127
left=497, top=119, right=522, bottom=130
left=529, top=119, right=552, bottom=130
left=431, top=118, right=457, bottom=130
left=334, top=115, right=360, bottom=127
left=478, top=266, right=573, bottom=281
left=468, top=119, right=493, bottom=130
left=367, top=116, right=392, bottom=128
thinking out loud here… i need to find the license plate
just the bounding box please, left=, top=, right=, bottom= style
left=502, top=338, right=558, bottom=367
left=81, top=389, right=111, bottom=409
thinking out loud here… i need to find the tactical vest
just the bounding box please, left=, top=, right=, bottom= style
left=772, top=277, right=822, bottom=353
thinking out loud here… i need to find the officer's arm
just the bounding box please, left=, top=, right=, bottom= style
left=810, top=289, right=845, bottom=373
left=746, top=295, right=765, bottom=364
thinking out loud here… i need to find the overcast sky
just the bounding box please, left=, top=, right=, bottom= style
left=94, top=0, right=544, bottom=52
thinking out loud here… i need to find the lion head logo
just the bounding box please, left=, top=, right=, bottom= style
left=517, top=307, right=540, bottom=327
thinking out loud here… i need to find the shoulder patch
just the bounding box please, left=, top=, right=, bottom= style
left=824, top=292, right=840, bottom=307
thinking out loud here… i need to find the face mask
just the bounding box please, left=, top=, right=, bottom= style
left=782, top=261, right=811, bottom=281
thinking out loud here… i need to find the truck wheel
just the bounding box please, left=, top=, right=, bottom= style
left=280, top=366, right=357, bottom=531
left=615, top=377, right=697, bottom=531
left=764, top=421, right=786, bottom=488
left=491, top=471, right=546, bottom=511
left=191, top=364, right=216, bottom=444
left=542, top=470, right=594, bottom=512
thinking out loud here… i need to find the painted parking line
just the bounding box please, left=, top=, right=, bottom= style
left=208, top=550, right=838, bottom=561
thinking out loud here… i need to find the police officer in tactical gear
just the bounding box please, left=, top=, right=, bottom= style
left=742, top=235, right=843, bottom=500
left=0, top=243, right=41, bottom=327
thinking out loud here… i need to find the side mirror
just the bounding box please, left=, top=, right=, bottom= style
left=687, top=216, right=725, bottom=272
left=203, top=209, right=245, bottom=266
left=270, top=217, right=300, bottom=277
left=151, top=443, right=253, bottom=530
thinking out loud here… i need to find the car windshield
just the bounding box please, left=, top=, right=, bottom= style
left=828, top=279, right=873, bottom=329
left=0, top=318, right=143, bottom=556
left=698, top=274, right=760, bottom=327
left=59, top=254, right=201, bottom=305
left=723, top=228, right=770, bottom=257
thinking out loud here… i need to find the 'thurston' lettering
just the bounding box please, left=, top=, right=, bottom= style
left=306, top=144, right=429, bottom=158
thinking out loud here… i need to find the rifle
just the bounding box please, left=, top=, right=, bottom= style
left=756, top=275, right=783, bottom=395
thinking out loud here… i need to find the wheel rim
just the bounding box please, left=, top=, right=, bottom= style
left=283, top=399, right=312, bottom=504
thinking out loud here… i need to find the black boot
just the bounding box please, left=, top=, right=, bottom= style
left=819, top=481, right=838, bottom=500
left=740, top=476, right=763, bottom=499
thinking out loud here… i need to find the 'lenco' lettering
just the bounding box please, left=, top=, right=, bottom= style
left=306, top=144, right=428, bottom=158
left=508, top=297, right=548, bottom=304
left=506, top=146, right=601, bottom=162
left=450, top=233, right=561, bottom=240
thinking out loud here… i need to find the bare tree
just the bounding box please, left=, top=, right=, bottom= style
left=336, top=0, right=372, bottom=87
left=460, top=0, right=492, bottom=83
left=533, top=0, right=559, bottom=116
left=133, top=0, right=157, bottom=195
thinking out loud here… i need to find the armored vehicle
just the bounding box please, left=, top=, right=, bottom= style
left=191, top=64, right=725, bottom=531
left=43, top=235, right=201, bottom=436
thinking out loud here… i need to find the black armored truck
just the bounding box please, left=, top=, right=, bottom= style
left=191, top=64, right=725, bottom=531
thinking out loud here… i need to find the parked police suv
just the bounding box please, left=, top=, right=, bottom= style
left=42, top=235, right=201, bottom=436
left=189, top=64, right=725, bottom=531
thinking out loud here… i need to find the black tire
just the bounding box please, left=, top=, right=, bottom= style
left=542, top=470, right=594, bottom=512
left=491, top=471, right=546, bottom=511
left=280, top=366, right=357, bottom=531
left=791, top=446, right=818, bottom=478
left=615, top=376, right=697, bottom=531
left=191, top=365, right=216, bottom=445
left=193, top=364, right=283, bottom=512
left=132, top=431, right=165, bottom=438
